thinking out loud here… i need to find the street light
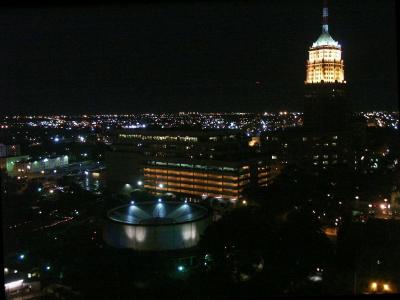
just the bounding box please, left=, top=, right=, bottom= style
left=370, top=282, right=378, bottom=292
left=383, top=283, right=391, bottom=292
left=177, top=265, right=185, bottom=272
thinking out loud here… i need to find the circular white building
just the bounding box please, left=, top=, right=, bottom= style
left=103, top=200, right=211, bottom=251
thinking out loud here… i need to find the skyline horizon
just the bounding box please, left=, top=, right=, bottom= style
left=1, top=0, right=398, bottom=114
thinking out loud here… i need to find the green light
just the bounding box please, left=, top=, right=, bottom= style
left=177, top=265, right=184, bottom=272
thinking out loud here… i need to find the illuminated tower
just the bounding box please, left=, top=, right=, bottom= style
left=304, top=0, right=349, bottom=132
left=305, top=1, right=345, bottom=84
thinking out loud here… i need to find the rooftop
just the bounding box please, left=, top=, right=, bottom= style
left=107, top=201, right=209, bottom=225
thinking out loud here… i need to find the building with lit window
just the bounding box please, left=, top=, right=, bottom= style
left=7, top=155, right=69, bottom=176
left=262, top=0, right=360, bottom=171
left=106, top=129, right=276, bottom=202
left=304, top=0, right=349, bottom=133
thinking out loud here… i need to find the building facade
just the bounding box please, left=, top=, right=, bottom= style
left=262, top=0, right=358, bottom=172
left=106, top=129, right=277, bottom=202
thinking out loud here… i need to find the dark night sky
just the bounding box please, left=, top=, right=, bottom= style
left=0, top=0, right=397, bottom=115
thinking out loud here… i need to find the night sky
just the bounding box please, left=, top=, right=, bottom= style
left=0, top=0, right=397, bottom=115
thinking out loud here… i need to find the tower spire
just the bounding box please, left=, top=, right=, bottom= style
left=322, top=0, right=329, bottom=33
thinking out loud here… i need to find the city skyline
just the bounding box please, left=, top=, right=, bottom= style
left=0, top=0, right=398, bottom=115
left=2, top=1, right=400, bottom=298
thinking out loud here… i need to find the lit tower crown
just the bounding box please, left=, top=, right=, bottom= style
left=305, top=0, right=345, bottom=84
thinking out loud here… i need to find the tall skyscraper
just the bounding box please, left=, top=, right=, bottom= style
left=304, top=0, right=349, bottom=133
left=262, top=0, right=356, bottom=171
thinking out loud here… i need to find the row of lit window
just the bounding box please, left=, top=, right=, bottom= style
left=148, top=161, right=239, bottom=172
left=146, top=186, right=239, bottom=200
left=143, top=168, right=241, bottom=180
left=143, top=175, right=240, bottom=187
left=145, top=181, right=242, bottom=192
left=145, top=184, right=240, bottom=195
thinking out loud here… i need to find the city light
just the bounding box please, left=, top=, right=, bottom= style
left=137, top=180, right=143, bottom=186
left=370, top=282, right=378, bottom=292
left=18, top=254, right=25, bottom=260
left=177, top=265, right=185, bottom=272
left=5, top=279, right=24, bottom=290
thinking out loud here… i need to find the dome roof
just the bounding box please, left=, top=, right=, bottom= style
left=312, top=32, right=340, bottom=48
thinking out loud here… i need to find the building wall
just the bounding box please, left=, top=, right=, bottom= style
left=10, top=155, right=69, bottom=176
left=142, top=160, right=254, bottom=201
left=105, top=129, right=273, bottom=200
left=104, top=216, right=211, bottom=251
left=105, top=151, right=143, bottom=192
left=0, top=155, right=30, bottom=173
left=0, top=144, right=21, bottom=158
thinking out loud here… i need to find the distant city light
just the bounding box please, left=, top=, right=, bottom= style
left=177, top=265, right=185, bottom=272
left=370, top=282, right=378, bottom=292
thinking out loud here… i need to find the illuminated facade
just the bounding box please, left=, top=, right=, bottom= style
left=303, top=0, right=349, bottom=133
left=103, top=201, right=211, bottom=251
left=143, top=159, right=271, bottom=201
left=305, top=1, right=345, bottom=84
left=263, top=1, right=355, bottom=171
left=106, top=129, right=276, bottom=201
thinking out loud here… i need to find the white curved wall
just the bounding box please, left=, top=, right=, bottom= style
left=103, top=216, right=210, bottom=251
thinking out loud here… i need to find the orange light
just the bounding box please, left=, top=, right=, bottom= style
left=370, top=282, right=378, bottom=291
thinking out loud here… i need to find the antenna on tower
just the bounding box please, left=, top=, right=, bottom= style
left=322, top=0, right=329, bottom=33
